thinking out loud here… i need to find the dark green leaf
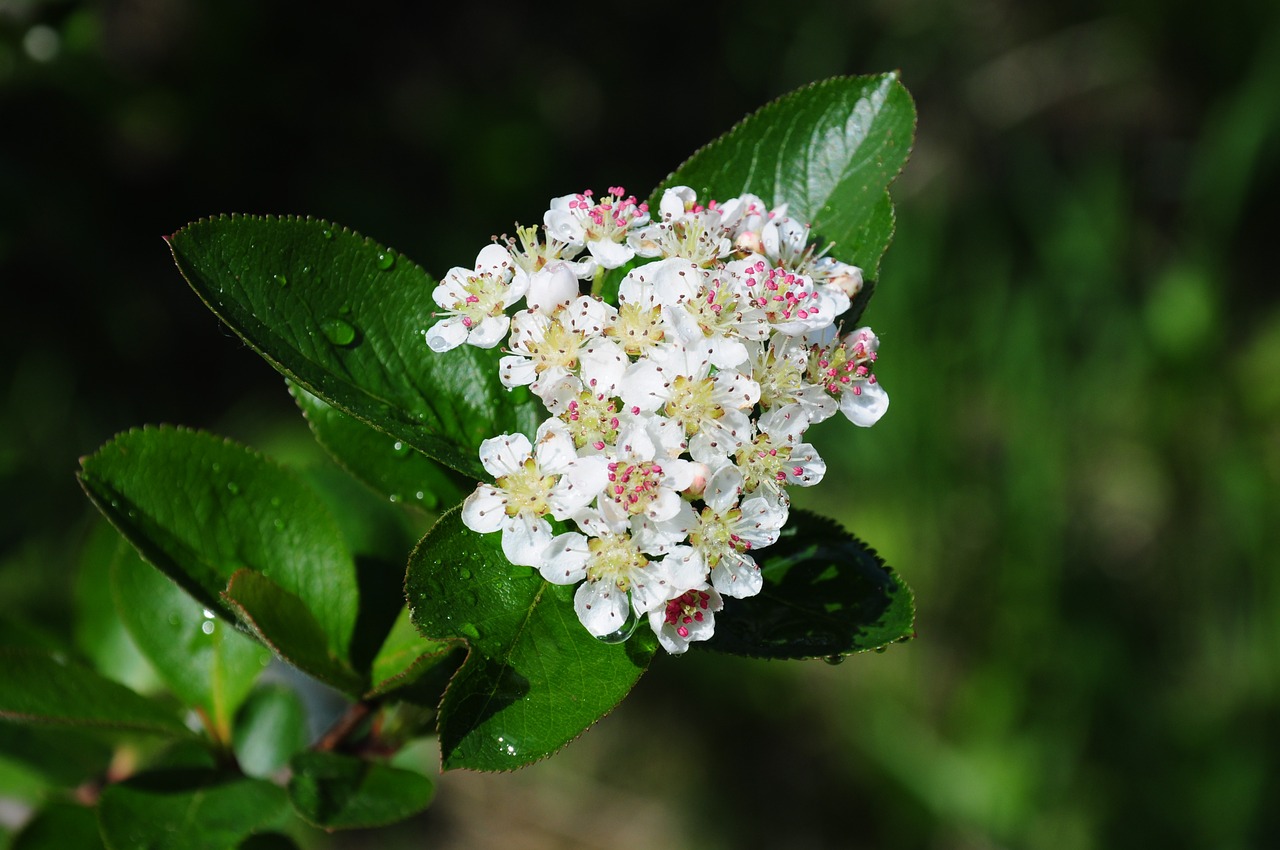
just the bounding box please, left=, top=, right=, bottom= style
left=222, top=570, right=364, bottom=695
left=406, top=508, right=655, bottom=771
left=78, top=426, right=359, bottom=664
left=11, top=802, right=105, bottom=850
left=0, top=648, right=191, bottom=737
left=707, top=510, right=915, bottom=659
left=287, top=751, right=433, bottom=830
left=655, top=74, right=916, bottom=277
left=0, top=724, right=112, bottom=787
left=232, top=684, right=309, bottom=779
left=112, top=536, right=270, bottom=739
left=291, top=382, right=467, bottom=513
left=166, top=215, right=543, bottom=479
left=366, top=607, right=456, bottom=701
left=97, top=769, right=289, bottom=850
left=238, top=834, right=301, bottom=850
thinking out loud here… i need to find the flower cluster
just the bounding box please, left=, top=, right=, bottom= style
left=426, top=186, right=888, bottom=654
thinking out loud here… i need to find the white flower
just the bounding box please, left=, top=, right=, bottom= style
left=498, top=296, right=618, bottom=398
left=620, top=342, right=760, bottom=463
left=629, top=187, right=734, bottom=266
left=596, top=422, right=699, bottom=528
left=460, top=420, right=606, bottom=567
left=677, top=464, right=788, bottom=599
left=806, top=327, right=889, bottom=426
left=747, top=336, right=838, bottom=428
left=651, top=258, right=769, bottom=370
left=425, top=244, right=528, bottom=352
left=648, top=584, right=723, bottom=654
left=544, top=187, right=650, bottom=270
left=540, top=510, right=704, bottom=638
left=731, top=415, right=826, bottom=505
left=725, top=256, right=838, bottom=336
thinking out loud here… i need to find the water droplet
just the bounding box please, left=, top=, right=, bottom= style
left=269, top=496, right=281, bottom=508
left=596, top=607, right=640, bottom=644
left=273, top=518, right=285, bottom=531
left=211, top=462, right=221, bottom=473
left=391, top=440, right=408, bottom=456
left=496, top=736, right=518, bottom=757
left=338, top=304, right=352, bottom=315
left=823, top=654, right=846, bottom=666
left=300, top=265, right=311, bottom=275
left=458, top=568, right=472, bottom=580
left=461, top=591, right=478, bottom=607
left=226, top=481, right=240, bottom=496
left=389, top=493, right=400, bottom=503
left=201, top=621, right=215, bottom=635
left=167, top=614, right=180, bottom=626
left=202, top=609, right=215, bottom=619
left=376, top=250, right=396, bottom=271
left=414, top=490, right=425, bottom=501
left=322, top=228, right=334, bottom=240
left=272, top=273, right=288, bottom=287
left=321, top=318, right=357, bottom=346
left=459, top=623, right=480, bottom=641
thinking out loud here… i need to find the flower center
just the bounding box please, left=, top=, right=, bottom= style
left=605, top=300, right=666, bottom=356
left=448, top=271, right=510, bottom=327
left=524, top=313, right=584, bottom=374
left=494, top=458, right=559, bottom=518
left=664, top=374, right=723, bottom=436
left=605, top=460, right=665, bottom=515
left=585, top=533, right=649, bottom=592
left=739, top=260, right=822, bottom=325
left=688, top=506, right=747, bottom=567
left=663, top=588, right=712, bottom=638
left=808, top=330, right=877, bottom=398
left=734, top=432, right=794, bottom=493
left=569, top=187, right=648, bottom=244
left=559, top=392, right=622, bottom=450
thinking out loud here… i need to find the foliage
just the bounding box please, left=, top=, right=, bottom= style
left=0, top=74, right=915, bottom=845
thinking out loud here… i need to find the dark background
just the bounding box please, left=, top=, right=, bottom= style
left=2, top=1, right=1278, bottom=848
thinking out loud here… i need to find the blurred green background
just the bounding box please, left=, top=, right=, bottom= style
left=2, top=0, right=1278, bottom=848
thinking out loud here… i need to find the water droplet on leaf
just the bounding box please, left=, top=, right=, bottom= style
left=823, top=654, right=846, bottom=666
left=201, top=621, right=215, bottom=635
left=322, top=228, right=333, bottom=240
left=459, top=623, right=480, bottom=641
left=321, top=318, right=357, bottom=346
left=596, top=607, right=640, bottom=644
left=272, top=273, right=288, bottom=287
left=226, top=482, right=240, bottom=496
left=376, top=250, right=396, bottom=271
left=389, top=493, right=400, bottom=503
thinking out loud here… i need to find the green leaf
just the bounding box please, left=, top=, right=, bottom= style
left=366, top=607, right=456, bottom=701
left=232, top=684, right=309, bottom=779
left=0, top=648, right=192, bottom=737
left=0, top=724, right=113, bottom=788
left=166, top=215, right=543, bottom=479
left=656, top=74, right=916, bottom=277
left=222, top=570, right=364, bottom=695
left=78, top=426, right=359, bottom=664
left=291, top=382, right=468, bottom=513
left=707, top=510, right=915, bottom=659
left=74, top=521, right=161, bottom=694
left=406, top=508, right=655, bottom=771
left=97, top=770, right=289, bottom=850
left=287, top=751, right=433, bottom=830
left=11, top=802, right=105, bottom=850
left=112, top=537, right=270, bottom=740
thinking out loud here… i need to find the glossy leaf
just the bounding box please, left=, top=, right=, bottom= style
left=656, top=74, right=916, bottom=276
left=166, top=215, right=543, bottom=480
left=0, top=724, right=113, bottom=788
left=11, top=802, right=105, bottom=850
left=0, top=648, right=191, bottom=737
left=222, top=570, right=364, bottom=695
left=287, top=751, right=434, bottom=830
left=112, top=537, right=270, bottom=740
left=97, top=770, right=289, bottom=850
left=232, top=683, right=309, bottom=779
left=291, top=382, right=467, bottom=513
left=78, top=426, right=359, bottom=663
left=707, top=510, right=915, bottom=659
left=406, top=508, right=655, bottom=771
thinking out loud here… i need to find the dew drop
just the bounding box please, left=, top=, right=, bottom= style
left=201, top=621, right=215, bottom=635
left=459, top=623, right=480, bottom=641
left=596, top=607, right=640, bottom=644
left=389, top=493, right=400, bottom=503
left=202, top=608, right=215, bottom=619
left=167, top=613, right=181, bottom=627
left=496, top=735, right=518, bottom=757
left=273, top=519, right=285, bottom=531
left=269, top=496, right=281, bottom=508
left=376, top=250, right=396, bottom=271
left=391, top=440, right=409, bottom=456
left=414, top=490, right=425, bottom=501
left=226, top=481, right=240, bottom=496
left=823, top=654, right=846, bottom=666
left=322, top=228, right=334, bottom=240
left=458, top=568, right=472, bottom=580
left=321, top=318, right=357, bottom=346
left=272, top=273, right=288, bottom=287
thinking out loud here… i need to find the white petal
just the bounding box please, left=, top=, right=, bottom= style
left=424, top=317, right=468, bottom=353
left=474, top=243, right=513, bottom=274
left=501, top=514, right=552, bottom=567
left=587, top=238, right=635, bottom=270
left=710, top=551, right=763, bottom=598
left=840, top=381, right=889, bottom=427
left=477, top=432, right=532, bottom=478
left=467, top=315, right=510, bottom=349
left=526, top=263, right=579, bottom=314
left=461, top=485, right=507, bottom=533
left=498, top=354, right=537, bottom=389
left=575, top=580, right=630, bottom=637
left=540, top=532, right=590, bottom=585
